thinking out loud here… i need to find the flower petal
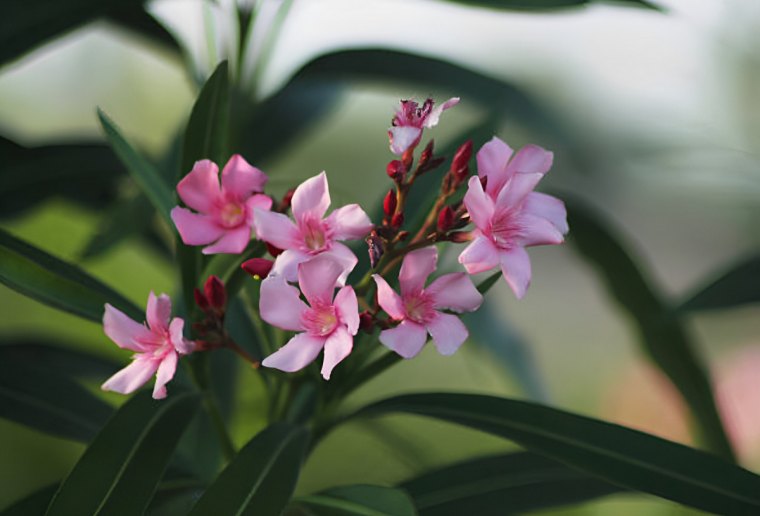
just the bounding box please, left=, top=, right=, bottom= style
left=101, top=355, right=159, bottom=395
left=321, top=242, right=359, bottom=286
left=262, top=332, right=324, bottom=373
left=373, top=274, right=405, bottom=320
left=220, top=154, right=268, bottom=199
left=500, top=246, right=532, bottom=299
left=379, top=320, right=428, bottom=359
left=270, top=248, right=309, bottom=283
left=463, top=176, right=494, bottom=231
left=325, top=204, right=373, bottom=241
left=152, top=351, right=178, bottom=399
left=389, top=126, right=422, bottom=155
left=426, top=273, right=483, bottom=313
left=426, top=312, right=468, bottom=356
left=505, top=144, right=553, bottom=176
left=146, top=292, right=171, bottom=333
left=259, top=276, right=308, bottom=331
left=496, top=172, right=543, bottom=209
left=334, top=286, right=359, bottom=335
left=298, top=254, right=343, bottom=306
left=292, top=171, right=330, bottom=223
left=523, top=192, right=568, bottom=234
left=169, top=318, right=194, bottom=355
left=423, top=97, right=459, bottom=128
left=321, top=326, right=353, bottom=380
left=399, top=246, right=437, bottom=296
left=176, top=159, right=221, bottom=213
left=517, top=213, right=565, bottom=247
left=103, top=304, right=152, bottom=352
left=202, top=225, right=251, bottom=255
left=477, top=136, right=513, bottom=197
left=245, top=194, right=273, bottom=227
left=253, top=208, right=301, bottom=250
left=171, top=207, right=225, bottom=246
left=458, top=236, right=500, bottom=275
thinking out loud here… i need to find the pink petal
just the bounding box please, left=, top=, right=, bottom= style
left=321, top=326, right=353, bottom=380
left=101, top=355, right=159, bottom=395
left=463, top=176, right=494, bottom=231
left=496, top=172, right=543, bottom=209
left=146, top=292, right=171, bottom=333
left=298, top=254, right=343, bottom=306
left=253, top=208, right=301, bottom=250
left=477, top=137, right=513, bottom=197
left=458, top=236, right=500, bottom=274
left=176, top=159, right=221, bottom=213
left=373, top=275, right=405, bottom=320
left=171, top=207, right=225, bottom=246
left=270, top=248, right=309, bottom=283
left=325, top=204, right=373, bottom=241
left=500, top=246, right=532, bottom=299
left=389, top=126, right=422, bottom=155
left=334, top=286, right=359, bottom=335
left=292, top=171, right=331, bottom=223
left=320, top=242, right=359, bottom=286
left=426, top=312, right=468, bottom=356
left=169, top=318, right=194, bottom=355
left=245, top=194, right=273, bottom=227
left=152, top=351, right=178, bottom=399
left=399, top=246, right=437, bottom=296
left=517, top=213, right=565, bottom=247
left=259, top=276, right=308, bottom=331
left=426, top=273, right=483, bottom=313
left=103, top=304, right=152, bottom=352
left=220, top=154, right=268, bottom=200
left=262, top=332, right=324, bottom=372
left=202, top=225, right=251, bottom=255
left=505, top=144, right=553, bottom=176
left=523, top=192, right=568, bottom=234
left=423, top=97, right=459, bottom=128
left=379, top=320, right=428, bottom=359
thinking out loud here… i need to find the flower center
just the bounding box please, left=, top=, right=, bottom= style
left=302, top=304, right=339, bottom=337
left=302, top=217, right=328, bottom=252
left=490, top=209, right=522, bottom=250
left=219, top=202, right=245, bottom=228
left=404, top=292, right=434, bottom=324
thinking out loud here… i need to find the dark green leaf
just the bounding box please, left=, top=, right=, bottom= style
left=563, top=196, right=734, bottom=460
left=436, top=0, right=661, bottom=11
left=401, top=452, right=622, bottom=515
left=1, top=484, right=58, bottom=516
left=0, top=227, right=143, bottom=322
left=678, top=254, right=760, bottom=312
left=353, top=393, right=760, bottom=515
left=295, top=485, right=417, bottom=516
left=0, top=338, right=120, bottom=379
left=47, top=391, right=200, bottom=516
left=189, top=423, right=310, bottom=516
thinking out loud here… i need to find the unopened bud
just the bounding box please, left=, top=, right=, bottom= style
left=366, top=230, right=384, bottom=268
left=396, top=230, right=409, bottom=241
left=241, top=258, right=274, bottom=280
left=383, top=189, right=397, bottom=218
left=280, top=188, right=295, bottom=212
left=204, top=275, right=227, bottom=310
left=194, top=288, right=210, bottom=311
left=402, top=149, right=414, bottom=170
left=266, top=242, right=283, bottom=258
left=391, top=212, right=404, bottom=229
left=448, top=231, right=473, bottom=243
left=437, top=206, right=455, bottom=233
left=451, top=140, right=473, bottom=181
left=386, top=160, right=405, bottom=181
left=419, top=140, right=434, bottom=169
left=359, top=311, right=374, bottom=333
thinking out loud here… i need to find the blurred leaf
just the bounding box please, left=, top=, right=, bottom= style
left=564, top=196, right=734, bottom=460
left=97, top=109, right=175, bottom=226
left=189, top=423, right=309, bottom=516
left=47, top=391, right=200, bottom=516
left=0, top=338, right=120, bottom=379
left=80, top=192, right=157, bottom=259
left=0, top=359, right=112, bottom=442
left=353, top=393, right=760, bottom=515
left=436, top=0, right=661, bottom=11
left=678, top=254, right=760, bottom=312
left=146, top=481, right=206, bottom=516
left=401, top=452, right=622, bottom=515
left=0, top=484, right=58, bottom=516
left=0, top=227, right=143, bottom=322
left=293, top=485, right=417, bottom=516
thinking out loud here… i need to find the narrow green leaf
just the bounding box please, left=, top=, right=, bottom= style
left=0, top=338, right=120, bottom=379
left=189, top=423, right=310, bottom=516
left=47, top=391, right=200, bottom=516
left=436, top=0, right=661, bottom=11
left=81, top=193, right=156, bottom=259
left=295, top=485, right=417, bottom=516
left=1, top=484, right=58, bottom=516
left=97, top=108, right=175, bottom=225
left=0, top=227, right=142, bottom=322
left=563, top=196, right=734, bottom=460
left=678, top=254, right=760, bottom=312
left=353, top=393, right=760, bottom=515
left=400, top=452, right=621, bottom=515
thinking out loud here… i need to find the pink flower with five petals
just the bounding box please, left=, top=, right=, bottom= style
left=259, top=255, right=359, bottom=380
left=171, top=154, right=273, bottom=254
left=253, top=171, right=373, bottom=285
left=388, top=97, right=459, bottom=155
left=373, top=246, right=483, bottom=359
left=101, top=292, right=194, bottom=399
left=458, top=137, right=568, bottom=299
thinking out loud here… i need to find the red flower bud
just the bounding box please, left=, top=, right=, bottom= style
left=391, top=212, right=404, bottom=229
left=402, top=149, right=414, bottom=170
left=194, top=288, right=209, bottom=311
left=386, top=160, right=405, bottom=181
left=437, top=205, right=455, bottom=233
left=419, top=139, right=434, bottom=169
left=266, top=242, right=283, bottom=258
left=359, top=311, right=374, bottom=333
left=204, top=275, right=227, bottom=310
left=241, top=258, right=274, bottom=280
left=451, top=140, right=472, bottom=181
left=383, top=189, right=397, bottom=218
left=280, top=188, right=295, bottom=212
left=366, top=230, right=384, bottom=268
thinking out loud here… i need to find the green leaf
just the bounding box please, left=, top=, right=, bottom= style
left=400, top=452, right=622, bottom=515
left=563, top=196, right=734, bottom=460
left=0, top=484, right=58, bottom=516
left=189, top=423, right=310, bottom=516
left=436, top=0, right=661, bottom=11
left=0, top=227, right=142, bottom=322
left=0, top=338, right=120, bottom=379
left=46, top=391, right=200, bottom=516
left=80, top=193, right=157, bottom=260
left=294, top=485, right=417, bottom=516
left=678, top=254, right=760, bottom=312
left=97, top=108, right=175, bottom=225
left=352, top=393, right=760, bottom=515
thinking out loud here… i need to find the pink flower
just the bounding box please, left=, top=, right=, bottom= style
left=101, top=292, right=194, bottom=399
left=388, top=97, right=459, bottom=155
left=373, top=246, right=483, bottom=359
left=458, top=137, right=568, bottom=299
left=253, top=171, right=373, bottom=285
left=171, top=154, right=273, bottom=254
left=259, top=255, right=359, bottom=379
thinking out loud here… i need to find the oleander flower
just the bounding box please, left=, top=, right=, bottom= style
left=171, top=154, right=273, bottom=254
left=458, top=137, right=568, bottom=299
left=259, top=255, right=359, bottom=379
left=373, top=246, right=482, bottom=358
left=253, top=171, right=373, bottom=285
left=101, top=292, right=194, bottom=399
left=388, top=97, right=459, bottom=155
